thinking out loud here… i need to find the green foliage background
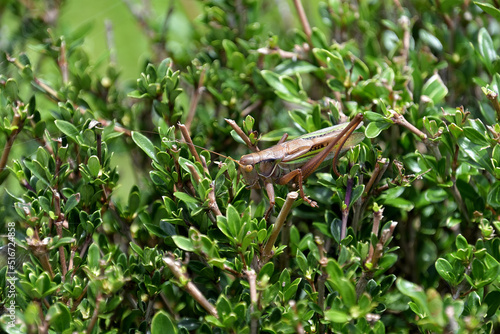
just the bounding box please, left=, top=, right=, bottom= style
left=1, top=0, right=500, bottom=333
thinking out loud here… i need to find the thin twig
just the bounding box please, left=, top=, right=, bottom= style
left=292, top=0, right=313, bottom=48
left=261, top=192, right=298, bottom=263
left=390, top=111, right=427, bottom=141
left=58, top=39, right=69, bottom=84
left=86, top=289, right=102, bottom=333
left=256, top=47, right=307, bottom=60
left=105, top=20, right=117, bottom=65
left=399, top=15, right=410, bottom=67
left=240, top=99, right=263, bottom=117
left=341, top=177, right=353, bottom=240
left=391, top=111, right=442, bottom=160
left=246, top=269, right=258, bottom=334
left=367, top=206, right=384, bottom=261
left=164, top=253, right=219, bottom=318
left=225, top=118, right=260, bottom=153
left=207, top=181, right=223, bottom=216
left=178, top=122, right=209, bottom=174
left=186, top=67, right=206, bottom=131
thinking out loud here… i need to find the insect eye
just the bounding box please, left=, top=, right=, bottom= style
left=244, top=165, right=253, bottom=172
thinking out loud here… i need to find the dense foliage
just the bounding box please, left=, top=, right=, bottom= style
left=1, top=0, right=500, bottom=333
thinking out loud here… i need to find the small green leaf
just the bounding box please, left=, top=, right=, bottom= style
left=464, top=127, right=490, bottom=147
left=324, top=309, right=350, bottom=323
left=475, top=2, right=500, bottom=22
left=47, top=302, right=72, bottom=333
left=364, top=111, right=387, bottom=122
left=174, top=191, right=199, bottom=204
left=172, top=236, right=195, bottom=252
left=261, top=70, right=290, bottom=96
left=419, top=30, right=443, bottom=52
left=478, top=27, right=497, bottom=71
left=422, top=74, right=448, bottom=104
left=64, top=193, right=80, bottom=214
left=274, top=60, right=318, bottom=76
left=55, top=120, right=79, bottom=142
left=88, top=243, right=100, bottom=271
left=132, top=131, right=158, bottom=162
left=365, top=121, right=392, bottom=138
left=487, top=181, right=500, bottom=209
left=435, top=258, right=455, bottom=284
left=485, top=291, right=500, bottom=318
left=4, top=78, right=19, bottom=100
left=151, top=310, right=177, bottom=334
left=87, top=155, right=100, bottom=178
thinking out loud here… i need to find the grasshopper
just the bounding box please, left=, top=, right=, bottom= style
left=229, top=113, right=364, bottom=219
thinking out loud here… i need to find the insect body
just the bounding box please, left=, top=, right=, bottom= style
left=235, top=113, right=364, bottom=218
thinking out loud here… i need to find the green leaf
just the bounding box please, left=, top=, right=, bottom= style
left=132, top=131, right=158, bottom=162
left=484, top=291, right=500, bottom=318
left=261, top=70, right=291, bottom=96
left=64, top=193, right=80, bottom=214
left=274, top=60, right=318, bottom=76
left=475, top=2, right=500, bottom=22
left=4, top=78, right=19, bottom=100
left=349, top=185, right=364, bottom=208
left=364, top=111, right=387, bottom=122
left=463, top=127, right=490, bottom=147
left=87, top=155, right=100, bottom=178
left=487, top=181, right=500, bottom=209
left=435, top=258, right=456, bottom=285
left=216, top=295, right=232, bottom=320
left=419, top=30, right=442, bottom=51
left=396, top=278, right=429, bottom=316
left=422, top=74, right=448, bottom=104
left=478, top=28, right=497, bottom=71
left=324, top=309, right=350, bottom=323
left=174, top=191, right=200, bottom=204
left=312, top=48, right=346, bottom=81
left=226, top=205, right=241, bottom=239
left=88, top=243, right=100, bottom=271
left=55, top=120, right=79, bottom=142
left=24, top=159, right=51, bottom=187
left=152, top=310, right=177, bottom=334
left=47, top=302, right=72, bottom=333
left=365, top=121, right=392, bottom=138
left=172, top=236, right=195, bottom=252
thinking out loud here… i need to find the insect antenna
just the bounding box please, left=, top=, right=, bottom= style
left=165, top=138, right=243, bottom=167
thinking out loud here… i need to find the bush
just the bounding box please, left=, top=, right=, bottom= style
left=1, top=0, right=500, bottom=333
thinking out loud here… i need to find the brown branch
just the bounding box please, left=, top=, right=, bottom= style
left=241, top=99, right=263, bottom=117
left=178, top=122, right=209, bottom=175
left=292, top=0, right=313, bottom=48
left=207, top=181, right=223, bottom=216
left=246, top=269, right=258, bottom=334
left=185, top=67, right=206, bottom=131
left=261, top=192, right=298, bottom=264
left=225, top=118, right=260, bottom=153
left=391, top=110, right=443, bottom=160
left=86, top=289, right=102, bottom=333
left=164, top=253, right=218, bottom=318
left=58, top=39, right=69, bottom=84
left=256, top=47, right=307, bottom=60
left=105, top=20, right=117, bottom=65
